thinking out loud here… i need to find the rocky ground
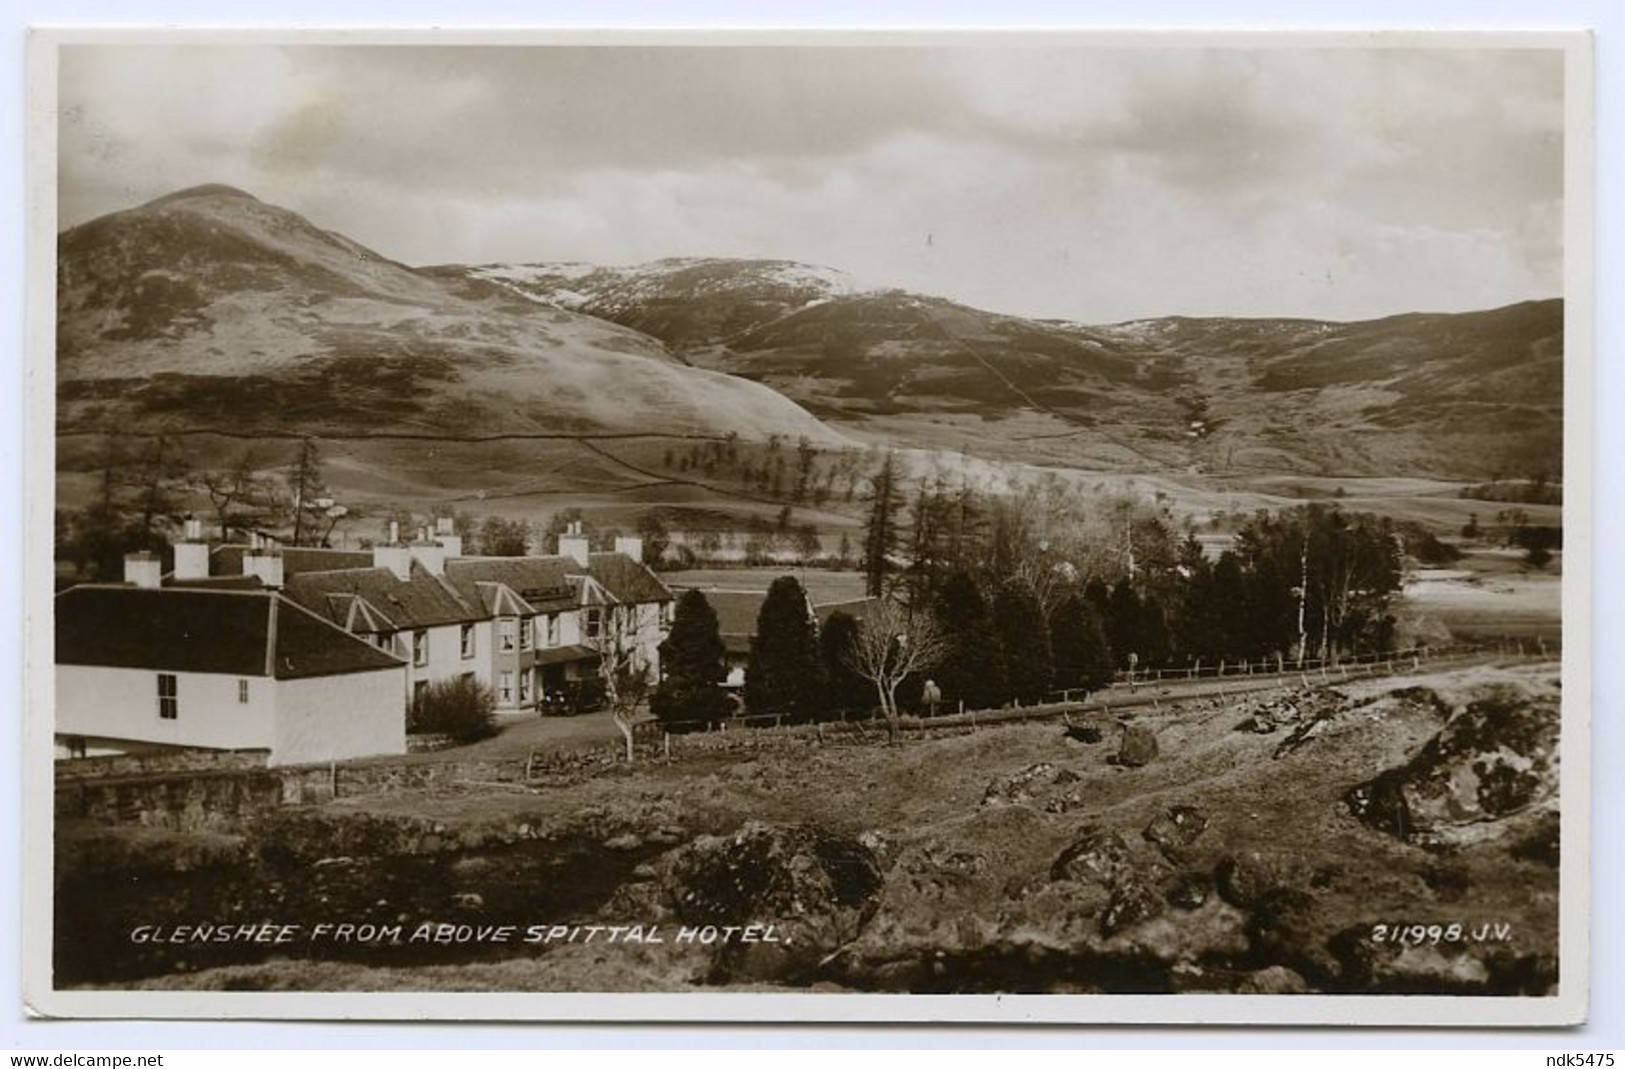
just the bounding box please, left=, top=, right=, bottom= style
left=57, top=662, right=1562, bottom=996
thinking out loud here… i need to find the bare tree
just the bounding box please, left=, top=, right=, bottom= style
left=842, top=598, right=949, bottom=745
left=597, top=611, right=653, bottom=763
left=195, top=445, right=272, bottom=541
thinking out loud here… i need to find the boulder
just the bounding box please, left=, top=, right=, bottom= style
left=1050, top=829, right=1135, bottom=887
left=1143, top=805, right=1210, bottom=859
left=1064, top=723, right=1104, bottom=744
left=1114, top=726, right=1159, bottom=768
left=982, top=763, right=1057, bottom=807
left=1164, top=871, right=1212, bottom=911
left=1101, top=879, right=1164, bottom=937
left=1214, top=851, right=1314, bottom=910
left=661, top=821, right=884, bottom=984
left=1345, top=687, right=1559, bottom=844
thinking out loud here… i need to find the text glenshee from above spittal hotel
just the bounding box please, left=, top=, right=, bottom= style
left=32, top=32, right=1586, bottom=1024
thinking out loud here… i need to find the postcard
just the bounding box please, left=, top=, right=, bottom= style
left=23, top=28, right=1593, bottom=1025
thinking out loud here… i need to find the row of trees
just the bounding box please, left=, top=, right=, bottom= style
left=57, top=436, right=339, bottom=581
left=861, top=455, right=1412, bottom=672
left=650, top=570, right=1118, bottom=738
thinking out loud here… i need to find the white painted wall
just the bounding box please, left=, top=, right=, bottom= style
left=56, top=666, right=276, bottom=752
left=402, top=622, right=469, bottom=693
left=273, top=668, right=406, bottom=766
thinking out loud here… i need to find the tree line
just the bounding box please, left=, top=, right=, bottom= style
left=638, top=450, right=1424, bottom=736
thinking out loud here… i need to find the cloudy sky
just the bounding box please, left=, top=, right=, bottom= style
left=57, top=42, right=1564, bottom=322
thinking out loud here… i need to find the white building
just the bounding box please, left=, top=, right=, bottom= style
left=55, top=560, right=408, bottom=766
left=272, top=521, right=675, bottom=716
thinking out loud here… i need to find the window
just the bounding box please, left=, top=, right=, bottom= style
left=499, top=671, right=514, bottom=704
left=545, top=614, right=560, bottom=647
left=498, top=617, right=517, bottom=653
left=413, top=630, right=428, bottom=667
left=157, top=673, right=177, bottom=720
left=414, top=680, right=428, bottom=705
left=660, top=601, right=674, bottom=627
left=519, top=670, right=532, bottom=702
left=460, top=623, right=475, bottom=659
left=519, top=616, right=532, bottom=651
left=238, top=679, right=250, bottom=704
left=376, top=632, right=394, bottom=654
left=585, top=607, right=603, bottom=640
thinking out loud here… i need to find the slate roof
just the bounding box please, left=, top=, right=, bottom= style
left=55, top=585, right=403, bottom=680
left=164, top=575, right=266, bottom=591
left=284, top=562, right=478, bottom=629
left=585, top=553, right=675, bottom=605
left=210, top=544, right=373, bottom=579
left=674, top=590, right=765, bottom=656
left=814, top=597, right=883, bottom=629
left=666, top=590, right=880, bottom=656
left=444, top=558, right=575, bottom=614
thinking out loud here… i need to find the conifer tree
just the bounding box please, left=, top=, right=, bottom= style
left=651, top=589, right=731, bottom=730
left=819, top=610, right=872, bottom=717
left=1050, top=594, right=1114, bottom=692
left=993, top=577, right=1054, bottom=703
left=744, top=576, right=827, bottom=720
left=862, top=453, right=903, bottom=597
left=930, top=570, right=1007, bottom=711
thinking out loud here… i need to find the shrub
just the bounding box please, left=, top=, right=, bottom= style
left=408, top=676, right=498, bottom=744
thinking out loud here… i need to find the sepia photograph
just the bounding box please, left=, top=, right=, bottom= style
left=23, top=29, right=1592, bottom=1025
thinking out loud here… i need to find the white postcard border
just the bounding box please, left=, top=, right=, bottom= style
left=19, top=25, right=1596, bottom=1028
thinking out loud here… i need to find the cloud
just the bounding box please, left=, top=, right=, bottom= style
left=56, top=42, right=1566, bottom=321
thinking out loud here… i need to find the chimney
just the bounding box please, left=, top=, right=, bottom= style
left=172, top=515, right=210, bottom=581
left=173, top=543, right=209, bottom=582
left=373, top=543, right=413, bottom=582
left=613, top=535, right=644, bottom=564
left=124, top=551, right=162, bottom=590
left=435, top=516, right=463, bottom=559
left=409, top=538, right=447, bottom=576
left=388, top=520, right=400, bottom=545
left=558, top=533, right=591, bottom=568
left=242, top=549, right=284, bottom=590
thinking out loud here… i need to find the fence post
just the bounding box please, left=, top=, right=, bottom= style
left=329, top=760, right=338, bottom=799
left=663, top=733, right=672, bottom=763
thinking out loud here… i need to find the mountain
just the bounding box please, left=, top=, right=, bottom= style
left=56, top=187, right=844, bottom=444
left=434, top=257, right=856, bottom=348
left=441, top=256, right=1562, bottom=480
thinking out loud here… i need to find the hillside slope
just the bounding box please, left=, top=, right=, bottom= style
left=56, top=188, right=844, bottom=444
left=446, top=256, right=1562, bottom=480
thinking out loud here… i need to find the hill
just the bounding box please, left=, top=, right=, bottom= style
left=445, top=256, right=1562, bottom=480
left=56, top=187, right=844, bottom=444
